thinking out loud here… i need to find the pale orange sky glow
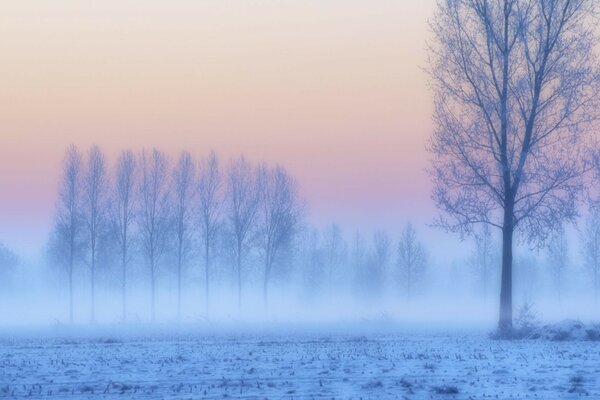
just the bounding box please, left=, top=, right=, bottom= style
left=0, top=0, right=437, bottom=254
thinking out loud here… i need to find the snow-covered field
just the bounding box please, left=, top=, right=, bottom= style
left=1, top=328, right=598, bottom=399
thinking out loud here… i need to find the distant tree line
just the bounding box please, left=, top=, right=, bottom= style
left=47, top=146, right=304, bottom=322
left=46, top=145, right=431, bottom=323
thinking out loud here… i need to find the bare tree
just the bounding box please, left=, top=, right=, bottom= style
left=299, top=228, right=324, bottom=297
left=83, top=145, right=108, bottom=323
left=49, top=145, right=83, bottom=324
left=470, top=224, right=496, bottom=301
left=172, top=151, right=195, bottom=321
left=582, top=210, right=600, bottom=304
left=197, top=151, right=222, bottom=316
left=373, top=230, right=391, bottom=273
left=323, top=223, right=344, bottom=288
left=514, top=253, right=539, bottom=302
left=547, top=224, right=569, bottom=303
left=257, top=164, right=303, bottom=307
left=138, top=149, right=171, bottom=322
left=428, top=0, right=600, bottom=334
left=227, top=157, right=260, bottom=309
left=369, top=230, right=391, bottom=295
left=351, top=232, right=367, bottom=291
left=397, top=223, right=427, bottom=302
left=113, top=150, right=137, bottom=322
left=0, top=243, right=19, bottom=289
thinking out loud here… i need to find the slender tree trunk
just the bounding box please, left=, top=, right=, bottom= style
left=177, top=245, right=182, bottom=322
left=263, top=254, right=270, bottom=310
left=407, top=265, right=411, bottom=303
left=499, top=206, right=514, bottom=335
left=483, top=251, right=487, bottom=303
left=69, top=264, right=74, bottom=324
left=263, top=273, right=269, bottom=310
left=205, top=237, right=210, bottom=318
left=151, top=258, right=156, bottom=323
left=557, top=268, right=562, bottom=304
left=91, top=248, right=95, bottom=324
left=595, top=268, right=598, bottom=305
left=122, top=250, right=126, bottom=323
left=237, top=249, right=242, bottom=311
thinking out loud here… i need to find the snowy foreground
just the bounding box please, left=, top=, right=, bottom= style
left=0, top=326, right=599, bottom=399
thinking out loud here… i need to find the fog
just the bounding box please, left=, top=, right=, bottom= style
left=0, top=213, right=596, bottom=330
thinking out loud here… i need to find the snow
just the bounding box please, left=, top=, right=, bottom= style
left=1, top=329, right=599, bottom=398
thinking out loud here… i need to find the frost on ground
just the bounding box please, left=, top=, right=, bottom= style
left=0, top=330, right=599, bottom=399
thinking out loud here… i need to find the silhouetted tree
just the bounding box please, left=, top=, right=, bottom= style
left=197, top=151, right=222, bottom=316
left=49, top=145, right=83, bottom=323
left=172, top=151, right=195, bottom=321
left=112, top=150, right=137, bottom=322
left=428, top=0, right=600, bottom=335
left=397, top=223, right=427, bottom=302
left=257, top=165, right=303, bottom=307
left=227, top=157, right=260, bottom=309
left=83, top=145, right=108, bottom=323
left=299, top=228, right=324, bottom=298
left=138, top=149, right=171, bottom=322
left=0, top=243, right=19, bottom=290
left=547, top=224, right=569, bottom=303
left=470, top=224, right=496, bottom=302
left=323, top=223, right=344, bottom=289
left=368, top=230, right=391, bottom=296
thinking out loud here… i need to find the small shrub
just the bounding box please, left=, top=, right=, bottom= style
left=514, top=301, right=540, bottom=338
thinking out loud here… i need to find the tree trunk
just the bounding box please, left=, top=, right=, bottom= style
left=483, top=252, right=487, bottom=303
left=407, top=266, right=411, bottom=303
left=122, top=252, right=126, bottom=323
left=237, top=248, right=242, bottom=311
left=69, top=264, right=74, bottom=324
left=498, top=216, right=514, bottom=335
left=263, top=275, right=269, bottom=310
left=91, top=249, right=95, bottom=324
left=595, top=268, right=598, bottom=305
left=205, top=238, right=210, bottom=318
left=151, top=262, right=156, bottom=323
left=177, top=247, right=182, bottom=322
left=263, top=255, right=270, bottom=310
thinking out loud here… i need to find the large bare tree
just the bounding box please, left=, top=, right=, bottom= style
left=83, top=145, right=108, bottom=323
left=172, top=151, right=195, bottom=321
left=428, top=0, right=600, bottom=335
left=227, top=157, right=260, bottom=309
left=113, top=150, right=137, bottom=321
left=197, top=151, right=222, bottom=316
left=138, top=149, right=171, bottom=322
left=257, top=165, right=303, bottom=307
left=49, top=145, right=83, bottom=324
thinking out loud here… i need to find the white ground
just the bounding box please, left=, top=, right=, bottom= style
left=0, top=329, right=598, bottom=399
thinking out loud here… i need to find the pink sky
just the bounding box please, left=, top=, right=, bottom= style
left=0, top=1, right=437, bottom=254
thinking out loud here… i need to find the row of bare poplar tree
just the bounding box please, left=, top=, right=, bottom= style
left=47, top=145, right=430, bottom=323
left=48, top=145, right=303, bottom=323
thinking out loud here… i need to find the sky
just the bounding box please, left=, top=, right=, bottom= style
left=0, top=0, right=439, bottom=256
